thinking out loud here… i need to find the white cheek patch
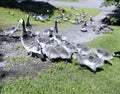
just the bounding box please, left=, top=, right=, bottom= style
left=19, top=19, right=23, bottom=24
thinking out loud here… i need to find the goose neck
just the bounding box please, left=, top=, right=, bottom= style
left=26, top=16, right=30, bottom=26
left=21, top=19, right=27, bottom=35
left=54, top=21, right=58, bottom=33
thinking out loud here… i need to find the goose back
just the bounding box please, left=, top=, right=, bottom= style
left=77, top=53, right=104, bottom=71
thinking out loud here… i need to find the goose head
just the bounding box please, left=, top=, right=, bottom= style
left=18, top=18, right=26, bottom=31
left=43, top=28, right=54, bottom=38
left=18, top=18, right=24, bottom=24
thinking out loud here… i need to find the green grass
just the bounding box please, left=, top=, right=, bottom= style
left=88, top=26, right=120, bottom=52
left=1, top=57, right=120, bottom=94
left=0, top=6, right=100, bottom=30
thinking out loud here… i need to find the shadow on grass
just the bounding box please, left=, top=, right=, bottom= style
left=0, top=0, right=58, bottom=17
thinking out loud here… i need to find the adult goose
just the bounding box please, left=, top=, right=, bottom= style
left=71, top=18, right=80, bottom=24
left=43, top=19, right=59, bottom=37
left=80, top=26, right=87, bottom=32
left=18, top=18, right=44, bottom=59
left=43, top=20, right=59, bottom=40
left=38, top=14, right=49, bottom=22
left=53, top=16, right=62, bottom=23
left=77, top=53, right=104, bottom=72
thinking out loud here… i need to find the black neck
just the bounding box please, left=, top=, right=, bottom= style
left=26, top=16, right=30, bottom=26
left=22, top=19, right=27, bottom=34
left=114, top=51, right=120, bottom=55
left=54, top=21, right=58, bottom=33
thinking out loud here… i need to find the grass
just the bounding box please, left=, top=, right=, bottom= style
left=1, top=56, right=120, bottom=94
left=0, top=6, right=100, bottom=30
left=88, top=26, right=120, bottom=52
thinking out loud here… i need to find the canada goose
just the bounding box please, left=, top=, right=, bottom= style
left=101, top=24, right=114, bottom=33
left=32, top=14, right=39, bottom=21
left=43, top=20, right=59, bottom=39
left=43, top=20, right=59, bottom=36
left=18, top=18, right=44, bottom=59
left=53, top=17, right=62, bottom=23
left=37, top=15, right=44, bottom=21
left=3, top=24, right=19, bottom=36
left=33, top=14, right=49, bottom=22
left=82, top=20, right=87, bottom=27
left=63, top=16, right=70, bottom=21
left=80, top=26, right=87, bottom=32
left=81, top=9, right=87, bottom=19
left=26, top=14, right=31, bottom=27
left=89, top=16, right=93, bottom=21
left=92, top=48, right=113, bottom=61
left=77, top=53, right=104, bottom=72
left=71, top=18, right=80, bottom=24
left=94, top=24, right=101, bottom=34
left=71, top=6, right=78, bottom=11
left=76, top=12, right=81, bottom=17
left=88, top=16, right=95, bottom=27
